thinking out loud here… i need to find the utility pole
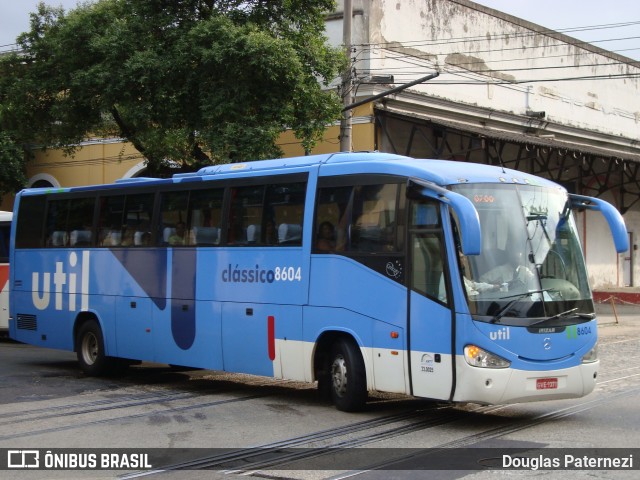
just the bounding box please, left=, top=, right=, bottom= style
left=339, top=0, right=353, bottom=152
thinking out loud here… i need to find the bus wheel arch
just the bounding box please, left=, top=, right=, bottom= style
left=74, top=314, right=123, bottom=376
left=314, top=331, right=367, bottom=412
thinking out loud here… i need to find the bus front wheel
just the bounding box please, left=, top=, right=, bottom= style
left=328, top=339, right=367, bottom=412
left=76, top=320, right=112, bottom=376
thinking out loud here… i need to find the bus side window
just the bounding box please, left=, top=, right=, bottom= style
left=350, top=184, right=399, bottom=253
left=68, top=197, right=95, bottom=247
left=189, top=188, right=224, bottom=246
left=15, top=195, right=46, bottom=249
left=266, top=182, right=306, bottom=246
left=410, top=200, right=447, bottom=304
left=315, top=183, right=403, bottom=254
left=97, top=196, right=125, bottom=247
left=227, top=186, right=265, bottom=246
left=314, top=186, right=352, bottom=252
left=412, top=234, right=446, bottom=302
left=0, top=223, right=9, bottom=262
left=123, top=193, right=154, bottom=247
left=159, top=191, right=190, bottom=246
left=46, top=199, right=70, bottom=247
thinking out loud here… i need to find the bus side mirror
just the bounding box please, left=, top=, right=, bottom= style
left=569, top=194, right=628, bottom=253
left=407, top=179, right=482, bottom=255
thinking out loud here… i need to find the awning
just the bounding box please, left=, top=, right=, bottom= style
left=376, top=107, right=640, bottom=164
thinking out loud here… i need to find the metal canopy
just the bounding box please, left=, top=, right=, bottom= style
left=375, top=109, right=640, bottom=214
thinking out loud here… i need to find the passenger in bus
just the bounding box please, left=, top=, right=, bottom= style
left=455, top=249, right=500, bottom=297
left=316, top=221, right=336, bottom=251
left=462, top=276, right=500, bottom=296
left=480, top=248, right=535, bottom=288
left=121, top=227, right=135, bottom=247
left=100, top=227, right=121, bottom=246
left=168, top=222, right=187, bottom=245
left=134, top=231, right=151, bottom=246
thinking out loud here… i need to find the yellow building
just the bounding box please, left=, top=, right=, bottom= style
left=1, top=104, right=375, bottom=212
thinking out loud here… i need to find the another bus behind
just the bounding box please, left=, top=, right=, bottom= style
left=0, top=210, right=12, bottom=333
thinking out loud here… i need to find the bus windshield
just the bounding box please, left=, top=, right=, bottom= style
left=451, top=183, right=594, bottom=326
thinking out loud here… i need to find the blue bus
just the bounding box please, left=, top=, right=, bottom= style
left=9, top=152, right=627, bottom=411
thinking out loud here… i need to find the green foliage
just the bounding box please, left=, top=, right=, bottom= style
left=0, top=0, right=344, bottom=179
left=0, top=131, right=27, bottom=200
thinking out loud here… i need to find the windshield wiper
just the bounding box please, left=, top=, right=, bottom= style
left=529, top=309, right=595, bottom=327
left=489, top=289, right=553, bottom=324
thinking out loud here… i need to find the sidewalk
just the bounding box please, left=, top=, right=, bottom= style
left=595, top=301, right=640, bottom=336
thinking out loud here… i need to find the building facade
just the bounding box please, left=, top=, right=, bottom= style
left=314, top=0, right=640, bottom=291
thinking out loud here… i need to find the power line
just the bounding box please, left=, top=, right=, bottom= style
left=349, top=34, right=640, bottom=92
left=350, top=17, right=640, bottom=69
left=360, top=60, right=636, bottom=77
left=370, top=71, right=640, bottom=86
left=350, top=33, right=640, bottom=88
left=353, top=20, right=640, bottom=49
left=356, top=47, right=640, bottom=72
left=351, top=44, right=640, bottom=91
left=356, top=35, right=640, bottom=64
left=28, top=152, right=144, bottom=169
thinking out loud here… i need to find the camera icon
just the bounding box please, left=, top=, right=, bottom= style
left=7, top=450, right=40, bottom=468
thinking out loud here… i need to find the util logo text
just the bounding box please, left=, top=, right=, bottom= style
left=32, top=251, right=90, bottom=311
left=489, top=326, right=510, bottom=340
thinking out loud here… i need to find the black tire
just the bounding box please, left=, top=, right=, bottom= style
left=317, top=365, right=332, bottom=402
left=328, top=338, right=367, bottom=412
left=76, top=320, right=113, bottom=376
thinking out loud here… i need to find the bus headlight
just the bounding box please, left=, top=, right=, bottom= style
left=464, top=345, right=510, bottom=368
left=581, top=343, right=598, bottom=363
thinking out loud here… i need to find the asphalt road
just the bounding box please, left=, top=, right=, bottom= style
left=0, top=303, right=638, bottom=479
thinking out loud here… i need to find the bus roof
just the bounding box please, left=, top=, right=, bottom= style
left=17, top=152, right=562, bottom=196
left=183, top=152, right=562, bottom=189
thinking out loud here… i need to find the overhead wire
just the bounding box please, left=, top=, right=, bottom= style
left=352, top=20, right=640, bottom=49
left=28, top=151, right=145, bottom=169
left=349, top=18, right=639, bottom=83
left=348, top=17, right=640, bottom=89
left=357, top=47, right=640, bottom=72
left=359, top=59, right=637, bottom=77
left=358, top=48, right=640, bottom=84
left=354, top=57, right=640, bottom=87
left=355, top=35, right=640, bottom=65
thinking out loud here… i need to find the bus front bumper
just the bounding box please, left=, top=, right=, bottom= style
left=452, top=357, right=599, bottom=404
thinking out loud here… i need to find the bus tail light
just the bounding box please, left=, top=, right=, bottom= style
left=581, top=343, right=598, bottom=363
left=464, top=345, right=510, bottom=368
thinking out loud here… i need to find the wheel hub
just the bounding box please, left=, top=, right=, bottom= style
left=331, top=354, right=348, bottom=397
left=82, top=333, right=98, bottom=365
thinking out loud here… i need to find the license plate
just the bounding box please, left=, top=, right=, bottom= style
left=536, top=378, right=558, bottom=390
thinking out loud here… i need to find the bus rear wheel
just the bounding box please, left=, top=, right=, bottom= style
left=76, top=320, right=113, bottom=376
left=328, top=339, right=367, bottom=412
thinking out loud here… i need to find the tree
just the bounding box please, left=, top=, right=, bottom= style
left=0, top=131, right=27, bottom=200
left=0, top=0, right=344, bottom=179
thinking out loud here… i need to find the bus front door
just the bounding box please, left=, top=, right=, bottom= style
left=408, top=231, right=454, bottom=401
